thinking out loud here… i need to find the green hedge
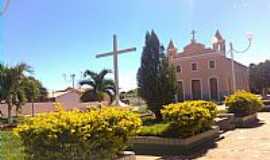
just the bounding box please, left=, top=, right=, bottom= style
left=14, top=104, right=142, bottom=160
left=161, top=100, right=217, bottom=138
left=0, top=131, right=25, bottom=160
left=225, top=91, right=263, bottom=117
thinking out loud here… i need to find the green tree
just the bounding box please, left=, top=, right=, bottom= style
left=0, top=64, right=8, bottom=103
left=22, top=77, right=41, bottom=116
left=23, top=76, right=48, bottom=102
left=0, top=63, right=31, bottom=123
left=137, top=31, right=177, bottom=120
left=79, top=69, right=115, bottom=103
left=249, top=60, right=270, bottom=96
left=159, top=51, right=177, bottom=105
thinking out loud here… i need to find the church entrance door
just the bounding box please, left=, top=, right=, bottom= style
left=210, top=78, right=218, bottom=101
left=192, top=80, right=202, bottom=100
left=177, top=81, right=184, bottom=102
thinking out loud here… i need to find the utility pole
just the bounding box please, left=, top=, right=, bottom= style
left=63, top=73, right=76, bottom=89
left=229, top=33, right=253, bottom=93
left=70, top=74, right=76, bottom=89
left=230, top=42, right=237, bottom=93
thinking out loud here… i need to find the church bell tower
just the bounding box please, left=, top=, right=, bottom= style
left=213, top=30, right=226, bottom=55
left=167, top=40, right=177, bottom=63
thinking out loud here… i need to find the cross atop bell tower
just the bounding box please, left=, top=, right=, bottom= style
left=191, top=30, right=196, bottom=43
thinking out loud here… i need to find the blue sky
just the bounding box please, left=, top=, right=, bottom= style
left=2, top=0, right=270, bottom=91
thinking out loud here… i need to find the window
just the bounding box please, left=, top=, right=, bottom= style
left=192, top=63, right=198, bottom=71
left=209, top=60, right=216, bottom=69
left=176, top=65, right=181, bottom=73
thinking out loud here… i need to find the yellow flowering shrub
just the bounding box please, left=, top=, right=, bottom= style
left=14, top=104, right=142, bottom=160
left=225, top=90, right=263, bottom=117
left=161, top=101, right=217, bottom=138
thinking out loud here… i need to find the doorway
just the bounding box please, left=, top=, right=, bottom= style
left=192, top=80, right=202, bottom=100
left=209, top=78, right=218, bottom=101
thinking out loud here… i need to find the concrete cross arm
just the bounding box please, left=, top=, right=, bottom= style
left=96, top=47, right=136, bottom=58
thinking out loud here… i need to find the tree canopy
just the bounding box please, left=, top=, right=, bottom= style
left=23, top=76, right=48, bottom=102
left=79, top=69, right=115, bottom=103
left=0, top=63, right=48, bottom=122
left=137, top=31, right=177, bottom=119
left=0, top=63, right=31, bottom=123
left=249, top=60, right=270, bottom=95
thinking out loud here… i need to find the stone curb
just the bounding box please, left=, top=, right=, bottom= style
left=130, top=126, right=220, bottom=147
left=234, top=113, right=258, bottom=127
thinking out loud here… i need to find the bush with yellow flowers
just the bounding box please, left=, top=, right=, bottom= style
left=161, top=100, right=217, bottom=138
left=225, top=90, right=263, bottom=117
left=14, top=104, right=142, bottom=160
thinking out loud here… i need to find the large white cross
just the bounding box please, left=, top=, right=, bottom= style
left=96, top=35, right=136, bottom=106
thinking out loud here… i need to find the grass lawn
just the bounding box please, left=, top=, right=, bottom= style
left=137, top=118, right=177, bottom=137
left=0, top=131, right=25, bottom=160
left=137, top=121, right=171, bottom=137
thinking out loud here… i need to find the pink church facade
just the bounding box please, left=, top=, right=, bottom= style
left=167, top=31, right=249, bottom=101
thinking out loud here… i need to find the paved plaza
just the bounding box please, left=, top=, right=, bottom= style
left=137, top=112, right=270, bottom=160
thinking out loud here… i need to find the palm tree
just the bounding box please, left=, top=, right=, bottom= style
left=79, top=69, right=115, bottom=103
left=0, top=63, right=31, bottom=123
left=22, top=77, right=40, bottom=116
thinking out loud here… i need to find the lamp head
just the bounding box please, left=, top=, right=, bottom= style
left=246, top=32, right=254, bottom=41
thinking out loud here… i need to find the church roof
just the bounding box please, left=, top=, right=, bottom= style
left=49, top=87, right=82, bottom=98
left=183, top=41, right=206, bottom=52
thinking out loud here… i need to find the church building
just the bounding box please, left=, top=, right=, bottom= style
left=167, top=30, right=249, bottom=101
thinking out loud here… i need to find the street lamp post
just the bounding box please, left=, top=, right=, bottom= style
left=211, top=33, right=253, bottom=93
left=229, top=33, right=253, bottom=93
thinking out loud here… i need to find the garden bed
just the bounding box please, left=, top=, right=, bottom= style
left=215, top=113, right=235, bottom=131
left=234, top=113, right=258, bottom=127
left=130, top=126, right=220, bottom=155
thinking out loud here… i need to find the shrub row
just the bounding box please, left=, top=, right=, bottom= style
left=161, top=100, right=217, bottom=138
left=225, top=91, right=263, bottom=117
left=14, top=104, right=142, bottom=160
left=0, top=131, right=25, bottom=160
left=13, top=91, right=261, bottom=160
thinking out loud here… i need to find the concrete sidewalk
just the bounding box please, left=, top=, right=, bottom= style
left=136, top=112, right=270, bottom=160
